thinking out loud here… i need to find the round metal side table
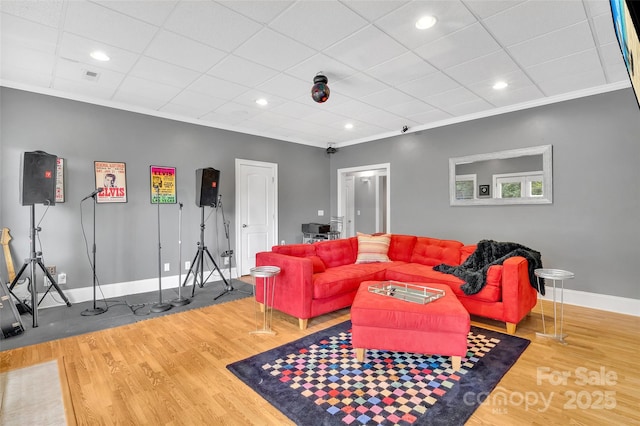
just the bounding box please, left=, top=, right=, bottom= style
left=535, top=268, right=575, bottom=344
left=250, top=266, right=280, bottom=335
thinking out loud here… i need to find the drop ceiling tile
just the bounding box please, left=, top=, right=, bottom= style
left=584, top=0, right=612, bottom=18
left=0, top=13, right=58, bottom=54
left=445, top=50, right=520, bottom=86
left=93, top=0, right=177, bottom=26
left=330, top=72, right=389, bottom=99
left=54, top=57, right=124, bottom=86
left=424, top=86, right=482, bottom=110
left=466, top=69, right=536, bottom=99
left=250, top=109, right=296, bottom=127
left=1, top=64, right=52, bottom=87
left=285, top=53, right=358, bottom=83
left=169, top=90, right=227, bottom=112
left=328, top=98, right=386, bottom=121
left=234, top=28, right=316, bottom=71
left=592, top=12, right=618, bottom=46
left=599, top=42, right=630, bottom=83
left=256, top=73, right=311, bottom=100
left=397, top=71, right=459, bottom=99
left=200, top=109, right=248, bottom=126
left=342, top=1, right=408, bottom=22
left=482, top=0, right=587, bottom=47
left=415, top=22, right=501, bottom=69
left=481, top=85, right=545, bottom=108
left=187, top=74, right=249, bottom=100
left=0, top=0, right=64, bottom=27
left=164, top=1, right=262, bottom=52
left=231, top=91, right=287, bottom=110
left=114, top=75, right=183, bottom=110
left=508, top=21, right=595, bottom=68
left=526, top=49, right=604, bottom=87
left=208, top=55, right=280, bottom=88
left=1, top=45, right=55, bottom=76
left=462, top=0, right=524, bottom=19
left=441, top=97, right=493, bottom=116
left=159, top=102, right=210, bottom=119
left=52, top=62, right=124, bottom=99
left=360, top=87, right=417, bottom=109
left=365, top=52, right=437, bottom=87
left=374, top=0, right=478, bottom=49
left=406, top=108, right=452, bottom=124
left=64, top=1, right=158, bottom=53
left=324, top=26, right=407, bottom=70
left=58, top=32, right=139, bottom=74
left=219, top=1, right=293, bottom=24
left=269, top=1, right=368, bottom=50
left=144, top=30, right=227, bottom=73
left=536, top=67, right=607, bottom=96
left=269, top=100, right=320, bottom=120
left=130, top=56, right=199, bottom=88
left=385, top=98, right=439, bottom=118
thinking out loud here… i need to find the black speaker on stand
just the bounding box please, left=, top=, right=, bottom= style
left=20, top=151, right=57, bottom=206
left=195, top=167, right=219, bottom=207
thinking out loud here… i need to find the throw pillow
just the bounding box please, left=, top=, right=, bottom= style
left=308, top=255, right=326, bottom=273
left=355, top=232, right=391, bottom=264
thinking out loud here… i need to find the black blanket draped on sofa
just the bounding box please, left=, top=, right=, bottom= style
left=434, top=240, right=545, bottom=296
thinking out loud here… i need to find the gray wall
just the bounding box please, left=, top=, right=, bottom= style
left=0, top=88, right=330, bottom=290
left=330, top=89, right=640, bottom=300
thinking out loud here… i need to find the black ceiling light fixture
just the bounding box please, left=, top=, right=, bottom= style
left=311, top=72, right=330, bottom=103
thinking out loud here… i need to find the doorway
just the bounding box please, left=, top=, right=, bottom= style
left=235, top=159, right=278, bottom=276
left=337, top=163, right=390, bottom=237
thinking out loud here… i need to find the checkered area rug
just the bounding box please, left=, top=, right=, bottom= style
left=228, top=321, right=529, bottom=426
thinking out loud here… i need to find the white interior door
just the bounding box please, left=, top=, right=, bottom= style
left=236, top=159, right=277, bottom=276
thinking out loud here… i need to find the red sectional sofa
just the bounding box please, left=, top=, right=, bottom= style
left=255, top=234, right=538, bottom=334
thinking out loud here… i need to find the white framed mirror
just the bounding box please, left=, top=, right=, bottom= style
left=449, top=145, right=552, bottom=206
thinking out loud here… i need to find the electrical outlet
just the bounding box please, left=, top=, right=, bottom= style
left=185, top=261, right=191, bottom=270
left=46, top=265, right=56, bottom=276
left=223, top=257, right=229, bottom=265
left=164, top=263, right=170, bottom=272
left=58, top=273, right=67, bottom=284
left=318, top=210, right=324, bottom=216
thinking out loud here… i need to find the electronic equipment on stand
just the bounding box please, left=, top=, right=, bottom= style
left=150, top=186, right=171, bottom=313
left=81, top=187, right=106, bottom=316
left=182, top=168, right=231, bottom=298
left=11, top=151, right=71, bottom=327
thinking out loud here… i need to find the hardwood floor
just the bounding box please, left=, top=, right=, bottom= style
left=1, top=286, right=638, bottom=425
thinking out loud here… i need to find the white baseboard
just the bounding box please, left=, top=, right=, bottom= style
left=23, top=268, right=237, bottom=309
left=539, top=288, right=639, bottom=317
left=15, top=271, right=638, bottom=317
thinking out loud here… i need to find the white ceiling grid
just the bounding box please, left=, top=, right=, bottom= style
left=0, top=0, right=631, bottom=147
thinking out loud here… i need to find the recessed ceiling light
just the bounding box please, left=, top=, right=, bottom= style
left=415, top=15, right=437, bottom=30
left=90, top=50, right=110, bottom=62
left=345, top=123, right=354, bottom=130
left=255, top=98, right=268, bottom=106
left=493, top=81, right=508, bottom=90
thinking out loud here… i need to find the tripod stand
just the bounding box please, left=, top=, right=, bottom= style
left=9, top=205, right=71, bottom=327
left=182, top=206, right=231, bottom=298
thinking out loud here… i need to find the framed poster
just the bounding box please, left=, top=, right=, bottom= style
left=150, top=166, right=177, bottom=204
left=55, top=157, right=65, bottom=203
left=94, top=161, right=127, bottom=203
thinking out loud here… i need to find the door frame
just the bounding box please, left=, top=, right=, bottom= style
left=235, top=158, right=278, bottom=276
left=337, top=163, right=391, bottom=235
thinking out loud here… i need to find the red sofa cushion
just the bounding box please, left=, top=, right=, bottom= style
left=388, top=234, right=417, bottom=262
left=312, top=263, right=393, bottom=299
left=309, top=255, right=326, bottom=273
left=316, top=238, right=356, bottom=268
left=460, top=245, right=476, bottom=263
left=385, top=263, right=502, bottom=303
left=410, top=237, right=463, bottom=266
left=272, top=244, right=316, bottom=257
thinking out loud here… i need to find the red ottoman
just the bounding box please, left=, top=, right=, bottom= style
left=351, top=281, right=470, bottom=370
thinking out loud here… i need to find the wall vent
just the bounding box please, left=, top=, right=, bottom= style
left=83, top=70, right=100, bottom=82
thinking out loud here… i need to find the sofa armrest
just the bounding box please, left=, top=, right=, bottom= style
left=255, top=251, right=314, bottom=319
left=501, top=256, right=538, bottom=324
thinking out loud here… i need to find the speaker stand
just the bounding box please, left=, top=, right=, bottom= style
left=81, top=191, right=105, bottom=316
left=151, top=187, right=171, bottom=313
left=171, top=202, right=190, bottom=307
left=182, top=206, right=231, bottom=298
left=10, top=205, right=71, bottom=327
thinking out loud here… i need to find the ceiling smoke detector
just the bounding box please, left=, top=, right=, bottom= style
left=311, top=73, right=330, bottom=103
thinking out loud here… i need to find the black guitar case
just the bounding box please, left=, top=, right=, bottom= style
left=0, top=280, right=25, bottom=339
